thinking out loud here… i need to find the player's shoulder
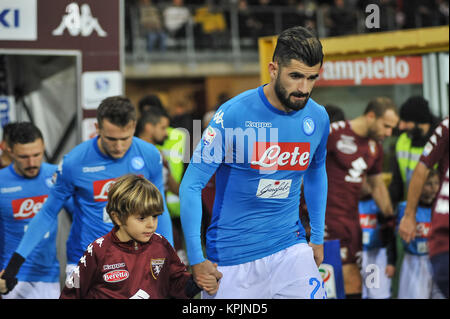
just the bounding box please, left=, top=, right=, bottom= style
left=215, top=88, right=259, bottom=117
left=0, top=165, right=12, bottom=178
left=131, top=137, right=161, bottom=163
left=132, top=136, right=159, bottom=153
left=329, top=120, right=348, bottom=134
left=63, top=138, right=97, bottom=163
left=40, top=162, right=58, bottom=174
left=305, top=98, right=329, bottom=124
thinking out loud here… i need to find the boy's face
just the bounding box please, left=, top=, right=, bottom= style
left=420, top=174, right=440, bottom=205
left=114, top=212, right=161, bottom=243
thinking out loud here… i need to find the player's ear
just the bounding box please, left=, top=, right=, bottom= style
left=268, top=62, right=278, bottom=80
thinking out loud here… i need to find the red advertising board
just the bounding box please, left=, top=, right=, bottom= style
left=316, top=56, right=423, bottom=87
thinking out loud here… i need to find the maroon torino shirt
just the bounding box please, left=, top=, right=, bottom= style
left=325, top=120, right=383, bottom=220
left=420, top=117, right=449, bottom=258
left=60, top=227, right=199, bottom=299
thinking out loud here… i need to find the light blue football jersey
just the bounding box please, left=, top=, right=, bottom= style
left=0, top=163, right=60, bottom=282
left=181, top=85, right=329, bottom=266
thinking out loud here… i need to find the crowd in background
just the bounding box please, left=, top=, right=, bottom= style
left=126, top=0, right=449, bottom=53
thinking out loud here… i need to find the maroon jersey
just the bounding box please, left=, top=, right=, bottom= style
left=420, top=117, right=449, bottom=258
left=60, top=228, right=197, bottom=299
left=326, top=120, right=384, bottom=220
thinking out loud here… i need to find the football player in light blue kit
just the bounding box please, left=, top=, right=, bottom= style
left=0, top=122, right=65, bottom=298
left=180, top=26, right=329, bottom=299
left=0, top=97, right=173, bottom=295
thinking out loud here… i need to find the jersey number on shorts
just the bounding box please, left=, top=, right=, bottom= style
left=309, top=277, right=326, bottom=299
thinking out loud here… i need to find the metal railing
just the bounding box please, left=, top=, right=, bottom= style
left=125, top=2, right=449, bottom=67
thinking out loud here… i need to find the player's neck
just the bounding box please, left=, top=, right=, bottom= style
left=138, top=133, right=154, bottom=145
left=263, top=83, right=291, bottom=113
left=349, top=116, right=369, bottom=138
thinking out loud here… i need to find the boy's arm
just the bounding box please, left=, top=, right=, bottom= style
left=60, top=242, right=100, bottom=299
left=165, top=243, right=202, bottom=299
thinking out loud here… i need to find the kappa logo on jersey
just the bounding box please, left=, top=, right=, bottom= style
left=151, top=258, right=165, bottom=279
left=93, top=178, right=116, bottom=202
left=12, top=195, right=48, bottom=220
left=103, top=270, right=129, bottom=283
left=416, top=222, right=431, bottom=238
left=250, top=142, right=310, bottom=171
left=213, top=110, right=225, bottom=129
left=359, top=214, right=377, bottom=229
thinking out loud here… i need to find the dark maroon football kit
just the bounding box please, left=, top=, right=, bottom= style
left=60, top=227, right=200, bottom=299
left=324, top=120, right=383, bottom=264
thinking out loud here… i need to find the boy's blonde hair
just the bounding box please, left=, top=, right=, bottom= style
left=106, top=174, right=164, bottom=226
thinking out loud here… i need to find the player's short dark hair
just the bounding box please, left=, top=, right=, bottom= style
left=325, top=104, right=346, bottom=123
left=7, top=122, right=43, bottom=147
left=135, top=106, right=170, bottom=137
left=96, top=96, right=137, bottom=128
left=364, top=97, right=398, bottom=118
left=2, top=122, right=19, bottom=146
left=272, top=26, right=324, bottom=68
left=106, top=174, right=164, bottom=226
left=138, top=94, right=164, bottom=114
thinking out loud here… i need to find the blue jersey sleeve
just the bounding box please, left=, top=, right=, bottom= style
left=303, top=112, right=329, bottom=245
left=180, top=109, right=228, bottom=265
left=16, top=157, right=74, bottom=258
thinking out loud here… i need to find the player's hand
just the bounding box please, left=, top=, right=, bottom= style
left=0, top=270, right=7, bottom=294
left=385, top=265, right=395, bottom=278
left=192, top=260, right=222, bottom=290
left=399, top=214, right=416, bottom=243
left=195, top=264, right=220, bottom=295
left=309, top=243, right=324, bottom=267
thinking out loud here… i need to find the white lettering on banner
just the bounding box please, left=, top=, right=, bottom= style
left=0, top=0, right=37, bottom=41
left=321, top=56, right=412, bottom=85
left=52, top=3, right=107, bottom=37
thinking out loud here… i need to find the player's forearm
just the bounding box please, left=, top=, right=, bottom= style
left=303, top=164, right=328, bottom=245
left=16, top=203, right=59, bottom=258
left=372, top=182, right=393, bottom=217
left=404, top=162, right=430, bottom=218
left=180, top=164, right=214, bottom=265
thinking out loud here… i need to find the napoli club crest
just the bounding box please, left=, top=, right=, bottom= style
left=131, top=156, right=145, bottom=170
left=151, top=258, right=165, bottom=279
left=303, top=117, right=315, bottom=136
